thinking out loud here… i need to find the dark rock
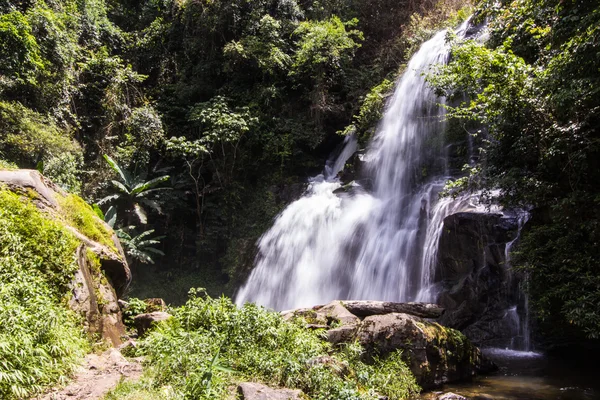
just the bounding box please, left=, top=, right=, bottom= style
left=435, top=212, right=524, bottom=347
left=237, top=382, right=302, bottom=400
left=133, top=312, right=172, bottom=336
left=342, top=300, right=444, bottom=319
left=286, top=300, right=492, bottom=389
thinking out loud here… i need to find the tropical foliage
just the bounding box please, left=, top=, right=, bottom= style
left=0, top=0, right=472, bottom=304
left=0, top=189, right=88, bottom=399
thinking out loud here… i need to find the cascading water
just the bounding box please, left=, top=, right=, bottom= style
left=236, top=21, right=474, bottom=311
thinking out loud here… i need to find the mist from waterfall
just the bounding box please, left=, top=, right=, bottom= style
left=236, top=21, right=474, bottom=311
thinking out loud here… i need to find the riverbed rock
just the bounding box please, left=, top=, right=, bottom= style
left=0, top=169, right=130, bottom=346
left=237, top=382, right=302, bottom=400
left=434, top=212, right=525, bottom=347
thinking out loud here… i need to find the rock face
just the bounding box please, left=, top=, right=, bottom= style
left=0, top=169, right=130, bottom=346
left=237, top=382, right=302, bottom=400
left=434, top=212, right=525, bottom=348
left=284, top=300, right=493, bottom=389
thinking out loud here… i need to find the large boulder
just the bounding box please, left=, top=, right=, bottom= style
left=434, top=212, right=527, bottom=348
left=284, top=300, right=492, bottom=390
left=0, top=169, right=130, bottom=346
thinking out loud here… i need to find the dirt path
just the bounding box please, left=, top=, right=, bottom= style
left=38, top=348, right=143, bottom=400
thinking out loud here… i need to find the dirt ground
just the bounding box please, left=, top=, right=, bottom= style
left=38, top=348, right=143, bottom=400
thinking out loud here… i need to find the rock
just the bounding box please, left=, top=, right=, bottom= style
left=314, top=300, right=361, bottom=326
left=336, top=311, right=492, bottom=389
left=342, top=301, right=444, bottom=319
left=327, top=325, right=358, bottom=345
left=0, top=170, right=132, bottom=346
left=434, top=212, right=524, bottom=347
left=437, top=393, right=467, bottom=400
left=237, top=382, right=302, bottom=400
left=133, top=312, right=172, bottom=336
left=286, top=299, right=492, bottom=390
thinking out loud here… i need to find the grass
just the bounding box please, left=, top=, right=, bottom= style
left=0, top=188, right=88, bottom=399
left=106, top=290, right=420, bottom=400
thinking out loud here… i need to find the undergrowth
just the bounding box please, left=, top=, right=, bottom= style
left=0, top=189, right=88, bottom=399
left=107, top=290, right=419, bottom=399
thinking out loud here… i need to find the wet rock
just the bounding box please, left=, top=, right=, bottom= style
left=133, top=312, right=172, bottom=336
left=237, top=382, right=302, bottom=400
left=342, top=300, right=444, bottom=319
left=435, top=212, right=523, bottom=347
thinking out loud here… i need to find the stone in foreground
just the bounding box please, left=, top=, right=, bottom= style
left=237, top=382, right=302, bottom=400
left=284, top=300, right=493, bottom=390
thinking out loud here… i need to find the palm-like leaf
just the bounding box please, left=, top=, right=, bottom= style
left=116, top=227, right=165, bottom=264
left=103, top=154, right=131, bottom=186
left=131, top=176, right=170, bottom=195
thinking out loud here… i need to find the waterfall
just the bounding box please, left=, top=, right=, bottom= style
left=236, top=21, right=472, bottom=311
left=504, top=211, right=533, bottom=351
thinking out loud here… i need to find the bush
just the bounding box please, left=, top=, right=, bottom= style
left=0, top=189, right=88, bottom=399
left=109, top=290, right=419, bottom=399
left=0, top=101, right=81, bottom=168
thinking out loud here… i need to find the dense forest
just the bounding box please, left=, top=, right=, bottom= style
left=1, top=0, right=599, bottom=398
left=0, top=0, right=469, bottom=301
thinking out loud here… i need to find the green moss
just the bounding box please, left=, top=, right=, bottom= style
left=57, top=194, right=118, bottom=253
left=0, top=188, right=88, bottom=399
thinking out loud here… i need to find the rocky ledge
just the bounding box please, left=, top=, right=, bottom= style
left=283, top=300, right=494, bottom=390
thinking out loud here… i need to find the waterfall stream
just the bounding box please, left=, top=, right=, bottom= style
left=236, top=21, right=475, bottom=311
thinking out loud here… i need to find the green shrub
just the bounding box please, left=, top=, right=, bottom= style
left=108, top=290, right=419, bottom=400
left=0, top=101, right=81, bottom=168
left=0, top=189, right=88, bottom=399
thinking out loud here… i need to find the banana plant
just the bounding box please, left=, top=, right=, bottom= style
left=116, top=227, right=165, bottom=264
left=98, top=154, right=170, bottom=224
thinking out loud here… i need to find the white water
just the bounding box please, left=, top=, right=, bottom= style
left=504, top=211, right=533, bottom=351
left=236, top=21, right=475, bottom=311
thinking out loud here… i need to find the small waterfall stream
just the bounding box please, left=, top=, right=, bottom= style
left=236, top=21, right=473, bottom=311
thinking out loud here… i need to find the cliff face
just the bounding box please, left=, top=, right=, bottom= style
left=0, top=169, right=130, bottom=346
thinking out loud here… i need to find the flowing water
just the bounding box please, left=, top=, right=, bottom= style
left=236, top=21, right=474, bottom=310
